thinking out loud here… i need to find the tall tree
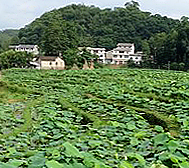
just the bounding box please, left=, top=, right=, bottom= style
left=149, top=32, right=167, bottom=65
left=41, top=19, right=80, bottom=55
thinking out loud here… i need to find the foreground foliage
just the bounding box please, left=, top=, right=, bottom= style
left=0, top=68, right=189, bottom=167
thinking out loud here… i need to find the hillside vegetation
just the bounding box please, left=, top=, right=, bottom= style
left=1, top=1, right=189, bottom=69
left=18, top=2, right=178, bottom=51
left=0, top=29, right=19, bottom=51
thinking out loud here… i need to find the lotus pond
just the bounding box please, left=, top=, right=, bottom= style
left=0, top=68, right=189, bottom=168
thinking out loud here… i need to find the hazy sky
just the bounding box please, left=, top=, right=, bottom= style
left=0, top=0, right=188, bottom=30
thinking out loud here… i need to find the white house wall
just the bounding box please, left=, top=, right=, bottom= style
left=41, top=58, right=65, bottom=69
left=85, top=43, right=143, bottom=65
left=87, top=47, right=106, bottom=63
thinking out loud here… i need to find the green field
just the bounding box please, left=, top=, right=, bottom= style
left=0, top=68, right=189, bottom=168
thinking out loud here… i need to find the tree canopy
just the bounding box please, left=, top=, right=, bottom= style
left=0, top=50, right=33, bottom=69
left=18, top=2, right=179, bottom=52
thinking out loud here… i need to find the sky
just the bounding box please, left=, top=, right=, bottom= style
left=0, top=0, right=188, bottom=30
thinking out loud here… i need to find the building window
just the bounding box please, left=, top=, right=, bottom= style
left=49, top=62, right=52, bottom=65
left=130, top=57, right=133, bottom=59
left=94, top=50, right=98, bottom=53
left=119, top=51, right=124, bottom=53
left=135, top=57, right=138, bottom=59
left=100, top=55, right=103, bottom=57
left=124, top=55, right=129, bottom=58
left=115, top=61, right=118, bottom=64
left=56, top=62, right=58, bottom=65
left=119, top=61, right=123, bottom=64
left=120, top=55, right=123, bottom=58
left=113, top=55, right=117, bottom=58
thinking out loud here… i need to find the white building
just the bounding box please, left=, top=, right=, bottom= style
left=9, top=44, right=39, bottom=55
left=86, top=47, right=106, bottom=64
left=110, top=43, right=142, bottom=64
left=80, top=43, right=144, bottom=65
left=37, top=56, right=65, bottom=70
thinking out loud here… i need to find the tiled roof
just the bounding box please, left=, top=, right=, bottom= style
left=117, top=43, right=133, bottom=46
left=39, top=56, right=58, bottom=61
left=17, top=45, right=36, bottom=49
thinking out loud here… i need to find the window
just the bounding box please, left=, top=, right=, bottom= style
left=135, top=57, right=138, bottom=59
left=49, top=62, right=52, bottom=65
left=119, top=61, right=123, bottom=64
left=120, top=55, right=122, bottom=58
left=113, top=55, right=117, bottom=58
left=115, top=61, right=118, bottom=64
left=119, top=51, right=124, bottom=53
left=94, top=50, right=98, bottom=53
left=100, top=55, right=103, bottom=57
left=124, top=55, right=129, bottom=58
left=56, top=62, right=58, bottom=65
left=130, top=57, right=133, bottom=59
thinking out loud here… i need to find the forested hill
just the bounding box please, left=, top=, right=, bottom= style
left=18, top=2, right=179, bottom=51
left=0, top=29, right=19, bottom=52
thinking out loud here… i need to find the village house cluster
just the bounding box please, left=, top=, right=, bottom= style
left=9, top=43, right=144, bottom=69
left=84, top=43, right=144, bottom=65
left=9, top=44, right=65, bottom=70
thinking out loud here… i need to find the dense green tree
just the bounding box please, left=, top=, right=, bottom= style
left=146, top=17, right=189, bottom=69
left=62, top=48, right=79, bottom=68
left=63, top=48, right=98, bottom=69
left=0, top=50, right=33, bottom=69
left=149, top=32, right=167, bottom=66
left=41, top=19, right=80, bottom=56
left=142, top=40, right=150, bottom=56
